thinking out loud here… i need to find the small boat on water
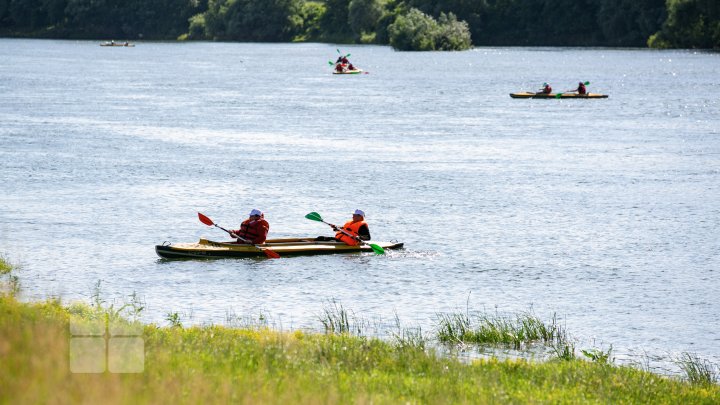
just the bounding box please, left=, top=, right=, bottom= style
left=100, top=41, right=135, bottom=47
left=156, top=238, right=404, bottom=259
left=510, top=92, right=608, bottom=99
left=333, top=68, right=363, bottom=75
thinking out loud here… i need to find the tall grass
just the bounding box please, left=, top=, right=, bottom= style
left=318, top=300, right=370, bottom=336
left=676, top=352, right=719, bottom=386
left=0, top=254, right=19, bottom=295
left=1, top=293, right=718, bottom=404
left=392, top=313, right=428, bottom=350
left=438, top=311, right=559, bottom=347
left=0, top=254, right=11, bottom=274
left=437, top=310, right=579, bottom=360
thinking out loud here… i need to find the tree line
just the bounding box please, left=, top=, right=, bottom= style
left=0, top=0, right=717, bottom=50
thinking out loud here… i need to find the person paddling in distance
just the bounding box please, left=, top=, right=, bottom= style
left=569, top=81, right=587, bottom=95
left=538, top=82, right=552, bottom=94
left=230, top=209, right=269, bottom=244
left=315, top=209, right=371, bottom=245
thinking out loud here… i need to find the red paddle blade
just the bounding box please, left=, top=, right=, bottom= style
left=198, top=212, right=214, bottom=226
left=263, top=248, right=281, bottom=259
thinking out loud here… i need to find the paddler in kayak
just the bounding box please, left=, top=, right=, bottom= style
left=316, top=209, right=371, bottom=245
left=568, top=81, right=587, bottom=95
left=537, top=83, right=552, bottom=94
left=230, top=209, right=269, bottom=244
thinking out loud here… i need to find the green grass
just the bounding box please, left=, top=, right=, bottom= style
left=0, top=255, right=20, bottom=295
left=676, top=352, right=719, bottom=386
left=1, top=257, right=718, bottom=403
left=0, top=255, right=11, bottom=275
left=1, top=294, right=719, bottom=404
left=437, top=311, right=567, bottom=350
left=319, top=300, right=370, bottom=336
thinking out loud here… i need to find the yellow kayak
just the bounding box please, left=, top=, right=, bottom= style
left=156, top=238, right=403, bottom=259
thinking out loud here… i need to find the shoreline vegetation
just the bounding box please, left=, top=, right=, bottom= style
left=0, top=0, right=718, bottom=51
left=2, top=257, right=719, bottom=403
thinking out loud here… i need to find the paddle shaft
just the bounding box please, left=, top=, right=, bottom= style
left=215, top=224, right=266, bottom=246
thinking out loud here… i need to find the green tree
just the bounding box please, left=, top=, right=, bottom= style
left=295, top=1, right=325, bottom=41
left=597, top=0, right=666, bottom=46
left=388, top=7, right=439, bottom=50
left=649, top=0, right=720, bottom=49
left=8, top=0, right=49, bottom=30
left=435, top=11, right=471, bottom=50
left=319, top=0, right=351, bottom=40
left=348, top=0, right=382, bottom=41
left=224, top=0, right=302, bottom=41
left=187, top=0, right=301, bottom=41
left=63, top=0, right=122, bottom=38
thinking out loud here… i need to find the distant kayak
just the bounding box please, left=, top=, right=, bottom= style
left=100, top=42, right=135, bottom=47
left=156, top=238, right=404, bottom=259
left=333, top=69, right=363, bottom=75
left=510, top=92, right=608, bottom=99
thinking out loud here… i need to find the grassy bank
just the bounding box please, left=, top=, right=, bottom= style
left=1, top=256, right=718, bottom=403
left=1, top=293, right=718, bottom=404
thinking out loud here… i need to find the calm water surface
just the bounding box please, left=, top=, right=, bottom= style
left=1, top=39, right=718, bottom=373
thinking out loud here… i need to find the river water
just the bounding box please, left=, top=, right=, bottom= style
left=1, top=39, right=718, bottom=374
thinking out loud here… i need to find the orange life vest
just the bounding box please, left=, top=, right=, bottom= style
left=234, top=218, right=269, bottom=244
left=335, top=220, right=367, bottom=246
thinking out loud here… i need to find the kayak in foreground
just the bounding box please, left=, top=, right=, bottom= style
left=510, top=92, right=608, bottom=99
left=156, top=238, right=403, bottom=259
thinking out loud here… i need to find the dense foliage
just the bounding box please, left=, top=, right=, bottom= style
left=0, top=0, right=205, bottom=39
left=0, top=0, right=717, bottom=49
left=187, top=0, right=302, bottom=41
left=387, top=8, right=471, bottom=50
left=648, top=0, right=720, bottom=49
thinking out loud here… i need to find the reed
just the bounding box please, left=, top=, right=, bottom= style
left=676, top=352, right=719, bottom=386
left=318, top=300, right=369, bottom=336
left=0, top=255, right=11, bottom=274
left=437, top=310, right=564, bottom=350
left=0, top=254, right=20, bottom=295
left=392, top=313, right=428, bottom=350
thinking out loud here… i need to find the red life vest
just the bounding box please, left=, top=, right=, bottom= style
left=543, top=85, right=552, bottom=94
left=234, top=218, right=269, bottom=244
left=578, top=83, right=587, bottom=95
left=335, top=220, right=367, bottom=246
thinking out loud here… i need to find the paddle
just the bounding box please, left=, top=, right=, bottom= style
left=555, top=81, right=591, bottom=98
left=304, top=212, right=385, bottom=255
left=197, top=212, right=280, bottom=259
